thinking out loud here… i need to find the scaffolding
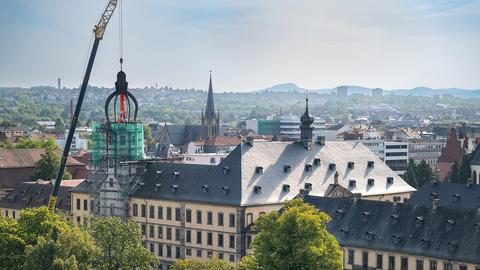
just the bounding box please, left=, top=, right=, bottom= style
left=90, top=122, right=146, bottom=218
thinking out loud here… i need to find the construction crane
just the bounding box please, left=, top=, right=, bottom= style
left=48, top=0, right=118, bottom=213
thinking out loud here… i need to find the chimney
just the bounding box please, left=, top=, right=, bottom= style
left=316, top=136, right=325, bottom=145
left=432, top=198, right=440, bottom=210
left=334, top=171, right=339, bottom=185
left=246, top=136, right=254, bottom=146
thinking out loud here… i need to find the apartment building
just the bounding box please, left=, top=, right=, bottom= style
left=408, top=140, right=445, bottom=170
left=384, top=141, right=409, bottom=176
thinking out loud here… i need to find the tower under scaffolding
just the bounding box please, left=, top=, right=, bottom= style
left=89, top=70, right=145, bottom=219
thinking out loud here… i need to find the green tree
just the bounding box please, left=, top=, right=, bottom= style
left=54, top=118, right=65, bottom=134
left=415, top=160, right=435, bottom=187
left=449, top=161, right=460, bottom=183
left=31, top=147, right=71, bottom=181
left=170, top=257, right=234, bottom=270
left=0, top=119, right=16, bottom=127
left=240, top=199, right=342, bottom=270
left=90, top=217, right=159, bottom=270
left=0, top=218, right=25, bottom=270
left=404, top=159, right=419, bottom=188
left=143, top=124, right=154, bottom=147
left=458, top=155, right=471, bottom=184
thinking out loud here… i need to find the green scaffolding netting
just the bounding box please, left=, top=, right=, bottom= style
left=92, top=122, right=145, bottom=166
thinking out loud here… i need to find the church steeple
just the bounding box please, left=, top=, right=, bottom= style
left=201, top=71, right=220, bottom=138
left=299, top=98, right=314, bottom=149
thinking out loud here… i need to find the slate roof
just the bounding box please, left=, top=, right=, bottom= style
left=407, top=182, right=480, bottom=210
left=154, top=124, right=202, bottom=147
left=471, top=144, right=480, bottom=165
left=304, top=195, right=480, bottom=264
left=131, top=140, right=414, bottom=206
left=0, top=180, right=78, bottom=212
left=438, top=128, right=464, bottom=163
left=0, top=148, right=84, bottom=168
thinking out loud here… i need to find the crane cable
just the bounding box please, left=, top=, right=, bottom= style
left=119, top=0, right=123, bottom=70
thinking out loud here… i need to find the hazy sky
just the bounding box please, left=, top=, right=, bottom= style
left=0, top=0, right=479, bottom=91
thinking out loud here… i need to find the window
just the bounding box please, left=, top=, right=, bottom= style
left=218, top=253, right=224, bottom=260
left=141, top=204, right=146, bottom=217
left=429, top=261, right=437, bottom=270
left=196, top=210, right=202, bottom=224
left=175, top=207, right=181, bottom=221
left=186, top=209, right=192, bottom=223
left=246, top=213, right=253, bottom=225
left=459, top=266, right=467, bottom=270
left=388, top=256, right=395, bottom=270
left=443, top=263, right=452, bottom=270
left=401, top=257, right=408, bottom=270
left=149, top=205, right=155, bottom=219
left=186, top=248, right=192, bottom=256
left=166, top=245, right=172, bottom=258
left=377, top=254, right=383, bottom=269
left=132, top=203, right=138, bottom=216
left=12, top=211, right=16, bottom=219
left=158, top=225, right=163, bottom=239
left=109, top=178, right=113, bottom=187
left=229, top=254, right=235, bottom=262
left=76, top=216, right=81, bottom=223
left=149, top=225, right=154, bottom=238
left=207, top=251, right=213, bottom=258
left=158, top=244, right=163, bottom=256
left=210, top=157, right=216, bottom=164
left=246, top=235, right=252, bottom=249
left=348, top=250, right=354, bottom=265
left=196, top=249, right=202, bottom=258
left=207, top=232, right=213, bottom=245
left=229, top=213, right=235, bottom=228
left=218, top=212, right=224, bottom=226
left=207, top=211, right=213, bottom=225
left=175, top=228, right=180, bottom=241
left=166, top=227, right=172, bottom=240
left=416, top=260, right=424, bottom=270
left=362, top=251, right=368, bottom=268
left=158, top=206, right=163, bottom=219
left=141, top=224, right=146, bottom=236
left=76, top=198, right=80, bottom=210
left=166, top=207, right=172, bottom=220
left=218, top=233, right=224, bottom=247
left=186, top=230, right=191, bottom=243
left=175, top=247, right=181, bottom=259
left=229, top=235, right=235, bottom=248
left=196, top=231, right=202, bottom=244
left=149, top=243, right=154, bottom=252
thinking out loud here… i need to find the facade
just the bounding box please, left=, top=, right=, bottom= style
left=384, top=141, right=409, bottom=176
left=245, top=116, right=326, bottom=140
left=182, top=153, right=229, bottom=165
left=361, top=139, right=385, bottom=160
left=56, top=130, right=89, bottom=152
left=301, top=195, right=480, bottom=270
left=0, top=127, right=28, bottom=138
left=201, top=74, right=220, bottom=139
left=470, top=145, right=480, bottom=185
left=71, top=103, right=415, bottom=269
left=408, top=140, right=445, bottom=170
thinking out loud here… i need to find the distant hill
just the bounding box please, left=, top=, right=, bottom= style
left=256, top=84, right=480, bottom=98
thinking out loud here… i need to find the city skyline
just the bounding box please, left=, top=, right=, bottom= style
left=1, top=0, right=479, bottom=91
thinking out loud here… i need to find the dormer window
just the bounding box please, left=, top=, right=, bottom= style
left=283, top=165, right=291, bottom=173
left=430, top=192, right=438, bottom=199
left=392, top=234, right=401, bottom=244
left=367, top=179, right=375, bottom=186
left=446, top=219, right=455, bottom=230
left=415, top=216, right=424, bottom=225
left=420, top=238, right=430, bottom=248
left=202, top=185, right=209, bottom=193
left=172, top=171, right=181, bottom=180
left=255, top=166, right=263, bottom=174
left=304, top=183, right=312, bottom=190
left=282, top=184, right=290, bottom=192
left=222, top=186, right=230, bottom=195
left=362, top=211, right=370, bottom=221
left=366, top=232, right=375, bottom=240
left=171, top=184, right=179, bottom=193
left=305, top=164, right=313, bottom=172
left=154, top=183, right=162, bottom=191
left=155, top=170, right=163, bottom=177
left=339, top=227, right=349, bottom=237
left=223, top=166, right=230, bottom=175
left=347, top=162, right=354, bottom=169
left=313, top=158, right=321, bottom=166
left=348, top=180, right=356, bottom=188
left=254, top=186, right=262, bottom=194
left=387, top=177, right=394, bottom=185
left=391, top=214, right=400, bottom=224
left=336, top=209, right=345, bottom=217
left=139, top=182, right=145, bottom=186
left=329, top=163, right=336, bottom=171
left=452, top=194, right=461, bottom=202
left=474, top=223, right=480, bottom=232
left=447, top=241, right=457, bottom=251
left=367, top=161, right=375, bottom=168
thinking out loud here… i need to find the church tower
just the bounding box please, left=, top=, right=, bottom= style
left=201, top=72, right=220, bottom=138
left=299, top=98, right=314, bottom=149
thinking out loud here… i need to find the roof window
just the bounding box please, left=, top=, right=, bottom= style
left=367, top=178, right=375, bottom=186
left=305, top=164, right=313, bottom=172
left=171, top=184, right=178, bottom=193
left=348, top=180, right=356, bottom=188
left=347, top=162, right=354, bottom=169
left=222, top=186, right=230, bottom=195
left=387, top=177, right=394, bottom=185
left=282, top=184, right=290, bottom=192
left=329, top=163, right=336, bottom=171
left=202, top=185, right=209, bottom=193
left=313, top=158, right=321, bottom=166
left=304, top=183, right=312, bottom=190
left=255, top=166, right=263, bottom=174
left=253, top=185, right=262, bottom=194
left=284, top=165, right=291, bottom=173
left=367, top=161, right=375, bottom=168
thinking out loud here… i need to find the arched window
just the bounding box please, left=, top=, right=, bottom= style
left=473, top=170, right=477, bottom=184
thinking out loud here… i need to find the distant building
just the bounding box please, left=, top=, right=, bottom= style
left=372, top=88, right=383, bottom=97
left=56, top=130, right=89, bottom=152
left=470, top=145, right=480, bottom=184
left=408, top=140, right=445, bottom=170
left=438, top=128, right=465, bottom=181
left=201, top=73, right=220, bottom=139
left=408, top=181, right=480, bottom=209
left=0, top=127, right=28, bottom=139
left=0, top=148, right=89, bottom=197
left=245, top=115, right=325, bottom=140
left=361, top=139, right=385, bottom=160
left=384, top=141, right=409, bottom=176
left=300, top=195, right=480, bottom=270
left=36, top=120, right=56, bottom=130
left=337, top=86, right=348, bottom=99
left=182, top=152, right=229, bottom=165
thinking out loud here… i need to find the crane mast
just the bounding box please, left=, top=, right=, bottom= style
left=48, top=0, right=118, bottom=213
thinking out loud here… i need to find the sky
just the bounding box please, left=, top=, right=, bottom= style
left=0, top=0, right=479, bottom=92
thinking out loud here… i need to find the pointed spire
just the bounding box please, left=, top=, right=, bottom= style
left=205, top=70, right=215, bottom=118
